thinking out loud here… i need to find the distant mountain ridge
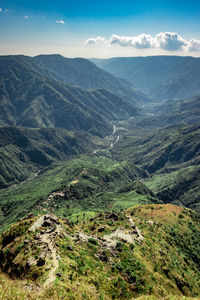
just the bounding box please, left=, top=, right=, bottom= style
left=0, top=55, right=140, bottom=137
left=91, top=56, right=200, bottom=101
left=0, top=54, right=147, bottom=104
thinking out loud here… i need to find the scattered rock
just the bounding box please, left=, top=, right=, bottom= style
left=35, top=234, right=41, bottom=240
left=43, top=220, right=52, bottom=227
left=66, top=245, right=73, bottom=251
left=46, top=227, right=55, bottom=234
left=37, top=257, right=46, bottom=266
left=39, top=250, right=47, bottom=259
left=99, top=252, right=108, bottom=262
left=26, top=257, right=37, bottom=267
left=108, top=213, right=119, bottom=221
left=44, top=214, right=60, bottom=224
left=98, top=227, right=105, bottom=233
left=90, top=226, right=96, bottom=231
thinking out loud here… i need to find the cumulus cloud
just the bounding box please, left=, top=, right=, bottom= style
left=24, top=16, right=29, bottom=19
left=56, top=20, right=65, bottom=24
left=0, top=8, right=2, bottom=12
left=85, top=36, right=107, bottom=45
left=186, top=39, right=200, bottom=52
left=85, top=32, right=200, bottom=52
left=110, top=32, right=187, bottom=51
left=110, top=34, right=154, bottom=49
left=154, top=32, right=187, bottom=51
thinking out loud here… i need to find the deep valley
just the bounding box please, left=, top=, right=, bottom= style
left=0, top=54, right=200, bottom=299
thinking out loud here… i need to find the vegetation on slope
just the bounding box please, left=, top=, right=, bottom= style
left=112, top=124, right=200, bottom=173
left=0, top=155, right=158, bottom=233
left=145, top=165, right=200, bottom=212
left=0, top=204, right=199, bottom=299
left=0, top=55, right=140, bottom=136
left=111, top=123, right=200, bottom=211
left=135, top=96, right=200, bottom=129
left=33, top=54, right=147, bottom=104
left=0, top=127, right=98, bottom=188
left=92, top=56, right=200, bottom=101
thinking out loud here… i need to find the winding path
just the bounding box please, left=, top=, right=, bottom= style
left=42, top=234, right=59, bottom=288
left=30, top=215, right=60, bottom=289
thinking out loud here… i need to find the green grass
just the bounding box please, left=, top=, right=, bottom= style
left=1, top=204, right=199, bottom=299
left=145, top=165, right=200, bottom=211
left=0, top=155, right=155, bottom=232
left=111, top=190, right=153, bottom=211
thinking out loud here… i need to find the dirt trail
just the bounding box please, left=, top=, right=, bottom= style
left=30, top=215, right=61, bottom=289
left=42, top=233, right=59, bottom=288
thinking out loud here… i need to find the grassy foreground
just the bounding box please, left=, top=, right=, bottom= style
left=0, top=204, right=199, bottom=299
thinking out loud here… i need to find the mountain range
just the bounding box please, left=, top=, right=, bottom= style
left=0, top=55, right=143, bottom=137
left=91, top=56, right=200, bottom=101
left=0, top=54, right=200, bottom=299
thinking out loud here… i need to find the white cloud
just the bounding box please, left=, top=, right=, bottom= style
left=85, top=36, right=107, bottom=45
left=0, top=8, right=2, bottom=12
left=154, top=32, right=187, bottom=51
left=24, top=16, right=29, bottom=19
left=186, top=39, right=200, bottom=52
left=110, top=34, right=154, bottom=49
left=56, top=20, right=65, bottom=24
left=85, top=32, right=200, bottom=53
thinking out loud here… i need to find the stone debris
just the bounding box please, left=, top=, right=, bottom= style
left=76, top=215, right=144, bottom=249
left=47, top=191, right=65, bottom=202
left=27, top=257, right=37, bottom=267
left=107, top=212, right=119, bottom=221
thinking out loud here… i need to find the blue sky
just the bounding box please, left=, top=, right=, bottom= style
left=0, top=0, right=200, bottom=57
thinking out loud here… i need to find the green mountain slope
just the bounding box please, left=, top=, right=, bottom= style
left=33, top=54, right=147, bottom=104
left=0, top=55, right=147, bottom=109
left=111, top=123, right=200, bottom=211
left=0, top=204, right=199, bottom=299
left=0, top=127, right=99, bottom=189
left=146, top=165, right=200, bottom=212
left=132, top=96, right=200, bottom=129
left=112, top=124, right=200, bottom=173
left=155, top=96, right=200, bottom=123
left=0, top=56, right=140, bottom=136
left=91, top=56, right=200, bottom=100
left=0, top=155, right=157, bottom=232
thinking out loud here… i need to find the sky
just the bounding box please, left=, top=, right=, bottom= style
left=0, top=0, right=200, bottom=58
